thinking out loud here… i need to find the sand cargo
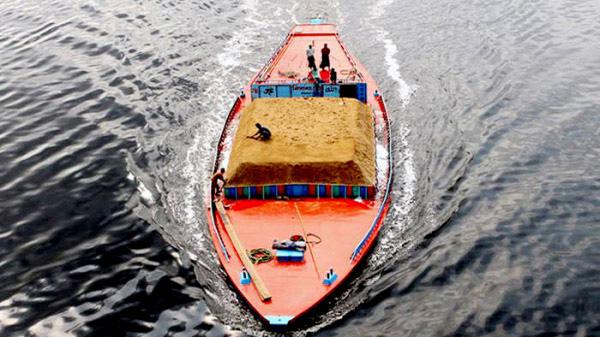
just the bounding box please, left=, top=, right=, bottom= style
left=226, top=97, right=376, bottom=187
left=206, top=21, right=393, bottom=328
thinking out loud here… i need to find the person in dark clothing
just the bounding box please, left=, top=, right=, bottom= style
left=247, top=123, right=271, bottom=140
left=211, top=168, right=226, bottom=198
left=306, top=45, right=317, bottom=71
left=330, top=67, right=337, bottom=83
left=320, top=43, right=330, bottom=69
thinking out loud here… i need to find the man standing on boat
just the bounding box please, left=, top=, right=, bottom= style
left=320, top=43, right=330, bottom=69
left=330, top=67, right=337, bottom=83
left=306, top=45, right=316, bottom=71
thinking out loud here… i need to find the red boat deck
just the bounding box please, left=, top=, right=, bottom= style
left=214, top=199, right=380, bottom=320
left=259, top=24, right=364, bottom=84
left=208, top=23, right=391, bottom=327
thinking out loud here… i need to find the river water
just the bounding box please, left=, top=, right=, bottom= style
left=1, top=0, right=599, bottom=336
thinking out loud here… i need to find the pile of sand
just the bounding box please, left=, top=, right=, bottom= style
left=226, top=97, right=375, bottom=186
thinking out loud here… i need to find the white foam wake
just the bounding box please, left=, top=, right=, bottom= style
left=352, top=0, right=418, bottom=280
left=372, top=0, right=416, bottom=107
left=379, top=30, right=415, bottom=107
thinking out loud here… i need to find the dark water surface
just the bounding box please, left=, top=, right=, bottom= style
left=1, top=0, right=599, bottom=336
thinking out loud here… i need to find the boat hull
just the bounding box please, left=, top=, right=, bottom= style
left=206, top=23, right=393, bottom=327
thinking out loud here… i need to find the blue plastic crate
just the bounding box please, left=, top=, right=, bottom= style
left=356, top=83, right=367, bottom=103
left=276, top=249, right=304, bottom=262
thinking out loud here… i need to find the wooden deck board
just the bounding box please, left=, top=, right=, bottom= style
left=215, top=201, right=272, bottom=301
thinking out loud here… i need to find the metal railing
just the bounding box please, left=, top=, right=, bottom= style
left=255, top=33, right=293, bottom=83
left=335, top=33, right=365, bottom=83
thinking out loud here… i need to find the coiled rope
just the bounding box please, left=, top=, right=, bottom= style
left=306, top=233, right=322, bottom=245
left=247, top=248, right=274, bottom=264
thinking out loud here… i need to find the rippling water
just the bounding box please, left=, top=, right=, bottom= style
left=1, top=0, right=599, bottom=336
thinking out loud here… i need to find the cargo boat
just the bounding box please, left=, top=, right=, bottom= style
left=206, top=21, right=392, bottom=328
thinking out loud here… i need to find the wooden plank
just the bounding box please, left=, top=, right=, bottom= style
left=215, top=201, right=272, bottom=301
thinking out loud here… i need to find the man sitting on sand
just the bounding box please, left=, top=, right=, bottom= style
left=247, top=123, right=271, bottom=141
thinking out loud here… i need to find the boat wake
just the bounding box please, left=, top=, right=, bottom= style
left=170, top=1, right=289, bottom=333
left=128, top=0, right=295, bottom=334
left=367, top=0, right=418, bottom=257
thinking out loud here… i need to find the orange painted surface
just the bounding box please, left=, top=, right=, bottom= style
left=213, top=199, right=381, bottom=319
left=263, top=35, right=354, bottom=83
left=207, top=23, right=391, bottom=325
